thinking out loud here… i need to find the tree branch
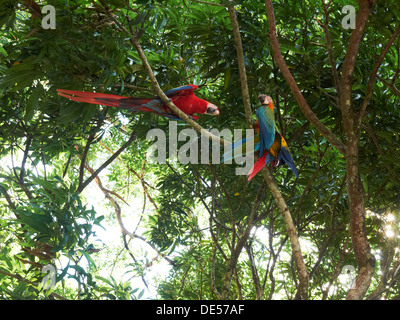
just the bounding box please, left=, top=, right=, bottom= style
left=0, top=184, right=17, bottom=211
left=337, top=0, right=377, bottom=300
left=99, top=141, right=159, bottom=210
left=220, top=181, right=267, bottom=299
left=261, top=167, right=309, bottom=299
left=377, top=75, right=400, bottom=98
left=339, top=0, right=376, bottom=129
left=83, top=157, right=176, bottom=268
left=78, top=132, right=95, bottom=191
left=264, top=0, right=346, bottom=156
left=245, top=241, right=262, bottom=299
left=77, top=131, right=136, bottom=193
left=357, top=24, right=400, bottom=126
left=317, top=0, right=340, bottom=93
left=227, top=5, right=254, bottom=129
left=19, top=133, right=33, bottom=183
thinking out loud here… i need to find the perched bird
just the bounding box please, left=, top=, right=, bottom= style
left=247, top=94, right=298, bottom=181
left=57, top=84, right=219, bottom=121
left=222, top=94, right=298, bottom=181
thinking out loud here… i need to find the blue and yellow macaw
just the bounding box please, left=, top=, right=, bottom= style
left=223, top=94, right=299, bottom=181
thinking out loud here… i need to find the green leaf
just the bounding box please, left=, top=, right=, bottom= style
left=69, top=265, right=86, bottom=275
left=278, top=37, right=308, bottom=55
left=57, top=265, right=70, bottom=282
left=17, top=210, right=52, bottom=234
left=25, top=84, right=44, bottom=122
left=138, top=289, right=144, bottom=299
left=0, top=57, right=40, bottom=91
left=0, top=46, right=8, bottom=57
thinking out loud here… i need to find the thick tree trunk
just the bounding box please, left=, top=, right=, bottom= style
left=343, top=127, right=376, bottom=300
left=265, top=0, right=378, bottom=299
left=339, top=0, right=377, bottom=299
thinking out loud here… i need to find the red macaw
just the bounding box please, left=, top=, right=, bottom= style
left=222, top=94, right=298, bottom=181
left=57, top=84, right=219, bottom=121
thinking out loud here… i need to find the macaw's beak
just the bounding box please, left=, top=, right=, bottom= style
left=206, top=103, right=220, bottom=116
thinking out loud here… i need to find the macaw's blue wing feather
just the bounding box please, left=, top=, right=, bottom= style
left=265, top=153, right=276, bottom=166
left=164, top=84, right=198, bottom=97
left=139, top=98, right=164, bottom=113
left=120, top=97, right=183, bottom=121
left=256, top=106, right=275, bottom=157
left=278, top=147, right=299, bottom=178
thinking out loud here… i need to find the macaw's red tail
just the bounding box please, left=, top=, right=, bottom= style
left=57, top=89, right=128, bottom=107
left=247, top=153, right=267, bottom=181
left=57, top=89, right=159, bottom=114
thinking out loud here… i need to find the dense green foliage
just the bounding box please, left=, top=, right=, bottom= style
left=0, top=0, right=399, bottom=300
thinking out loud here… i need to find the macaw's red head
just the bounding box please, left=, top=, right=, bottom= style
left=258, top=94, right=273, bottom=111
left=205, top=102, right=220, bottom=116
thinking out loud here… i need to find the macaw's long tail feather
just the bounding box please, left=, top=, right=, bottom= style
left=222, top=137, right=260, bottom=163
left=57, top=89, right=159, bottom=113
left=222, top=137, right=252, bottom=163
left=279, top=147, right=299, bottom=178
left=57, top=89, right=188, bottom=121
left=57, top=89, right=129, bottom=107
left=247, top=153, right=267, bottom=182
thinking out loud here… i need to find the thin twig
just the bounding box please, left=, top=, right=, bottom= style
left=78, top=131, right=136, bottom=193
left=357, top=24, right=400, bottom=126
left=186, top=0, right=226, bottom=7
left=19, top=134, right=33, bottom=183
left=317, top=0, right=340, bottom=95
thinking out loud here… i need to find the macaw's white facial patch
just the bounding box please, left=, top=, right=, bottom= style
left=206, top=103, right=220, bottom=115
